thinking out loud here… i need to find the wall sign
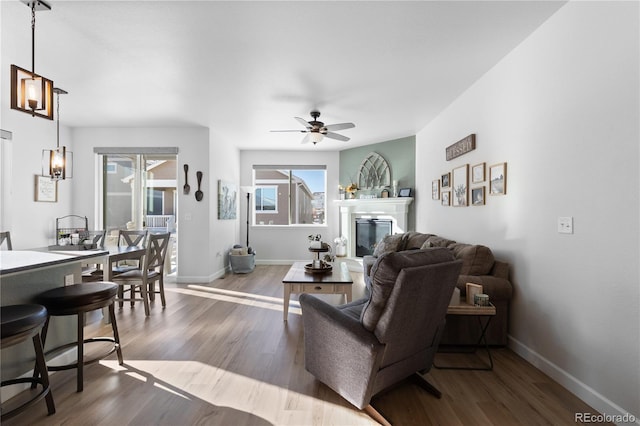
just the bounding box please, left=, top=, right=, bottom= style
left=35, top=175, right=57, bottom=202
left=446, top=134, right=476, bottom=161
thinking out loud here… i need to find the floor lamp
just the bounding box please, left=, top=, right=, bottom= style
left=240, top=186, right=254, bottom=249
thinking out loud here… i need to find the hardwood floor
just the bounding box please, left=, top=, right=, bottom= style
left=4, top=265, right=609, bottom=425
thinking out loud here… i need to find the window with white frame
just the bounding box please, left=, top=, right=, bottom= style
left=253, top=165, right=326, bottom=226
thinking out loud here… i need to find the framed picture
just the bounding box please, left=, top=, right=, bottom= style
left=431, top=180, right=440, bottom=200
left=472, top=162, right=485, bottom=183
left=218, top=180, right=237, bottom=219
left=34, top=175, right=57, bottom=202
left=452, top=164, right=468, bottom=207
left=441, top=173, right=450, bottom=188
left=489, top=162, right=507, bottom=195
left=441, top=191, right=450, bottom=206
left=471, top=187, right=485, bottom=206
left=398, top=188, right=413, bottom=197
left=466, top=283, right=483, bottom=305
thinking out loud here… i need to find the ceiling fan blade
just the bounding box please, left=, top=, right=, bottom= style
left=325, top=132, right=350, bottom=142
left=270, top=130, right=307, bottom=133
left=301, top=133, right=311, bottom=144
left=295, top=117, right=312, bottom=129
left=324, top=122, right=355, bottom=131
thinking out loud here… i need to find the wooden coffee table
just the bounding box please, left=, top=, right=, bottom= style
left=282, top=261, right=353, bottom=321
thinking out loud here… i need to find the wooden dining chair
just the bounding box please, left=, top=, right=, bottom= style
left=0, top=231, right=12, bottom=250
left=111, top=229, right=148, bottom=275
left=81, top=231, right=107, bottom=282
left=112, top=233, right=171, bottom=316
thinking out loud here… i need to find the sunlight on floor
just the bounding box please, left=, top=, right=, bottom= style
left=165, top=285, right=302, bottom=316
left=99, top=359, right=365, bottom=424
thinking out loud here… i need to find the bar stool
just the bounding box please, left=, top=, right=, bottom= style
left=35, top=282, right=123, bottom=392
left=1, top=304, right=55, bottom=420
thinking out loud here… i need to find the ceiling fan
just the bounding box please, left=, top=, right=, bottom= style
left=271, top=110, right=355, bottom=144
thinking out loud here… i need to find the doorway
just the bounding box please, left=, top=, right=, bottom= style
left=98, top=153, right=178, bottom=274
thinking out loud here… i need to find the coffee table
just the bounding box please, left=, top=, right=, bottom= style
left=434, top=299, right=496, bottom=370
left=282, top=261, right=353, bottom=321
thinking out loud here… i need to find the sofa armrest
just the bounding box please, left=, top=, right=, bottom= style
left=299, top=293, right=384, bottom=409
left=491, top=260, right=510, bottom=280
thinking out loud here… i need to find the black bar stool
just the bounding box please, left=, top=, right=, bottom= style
left=1, top=304, right=55, bottom=421
left=35, top=282, right=124, bottom=392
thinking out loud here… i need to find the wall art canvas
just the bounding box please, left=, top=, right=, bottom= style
left=452, top=164, right=468, bottom=207
left=218, top=180, right=237, bottom=219
left=489, top=162, right=507, bottom=195
left=432, top=179, right=440, bottom=200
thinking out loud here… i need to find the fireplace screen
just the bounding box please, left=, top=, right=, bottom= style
left=355, top=219, right=392, bottom=257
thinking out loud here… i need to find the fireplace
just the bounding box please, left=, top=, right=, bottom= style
left=334, top=197, right=413, bottom=258
left=355, top=219, right=392, bottom=257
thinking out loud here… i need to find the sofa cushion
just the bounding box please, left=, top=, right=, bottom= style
left=403, top=232, right=435, bottom=250
left=419, top=235, right=457, bottom=249
left=372, top=233, right=405, bottom=257
left=448, top=243, right=495, bottom=275
left=361, top=248, right=455, bottom=331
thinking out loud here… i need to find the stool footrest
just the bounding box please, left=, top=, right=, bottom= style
left=1, top=377, right=54, bottom=420
left=45, top=337, right=121, bottom=371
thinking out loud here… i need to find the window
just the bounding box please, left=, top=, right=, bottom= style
left=253, top=165, right=326, bottom=226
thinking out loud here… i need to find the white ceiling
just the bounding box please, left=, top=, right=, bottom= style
left=2, top=0, right=566, bottom=151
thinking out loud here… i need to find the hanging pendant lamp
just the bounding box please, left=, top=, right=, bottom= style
left=10, top=0, right=54, bottom=120
left=42, top=88, right=73, bottom=180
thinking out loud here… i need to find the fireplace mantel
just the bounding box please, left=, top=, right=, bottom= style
left=333, top=197, right=413, bottom=258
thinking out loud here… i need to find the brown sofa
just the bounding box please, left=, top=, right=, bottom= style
left=362, top=231, right=512, bottom=346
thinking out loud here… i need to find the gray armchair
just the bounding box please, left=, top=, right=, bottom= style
left=300, top=248, right=462, bottom=424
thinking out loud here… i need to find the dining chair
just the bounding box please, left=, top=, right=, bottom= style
left=0, top=231, right=13, bottom=250
left=80, top=230, right=107, bottom=282
left=111, top=229, right=148, bottom=276
left=112, top=233, right=171, bottom=316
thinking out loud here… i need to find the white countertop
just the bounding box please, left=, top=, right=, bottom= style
left=0, top=249, right=108, bottom=276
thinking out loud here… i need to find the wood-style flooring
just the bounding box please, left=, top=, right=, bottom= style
left=4, top=265, right=609, bottom=425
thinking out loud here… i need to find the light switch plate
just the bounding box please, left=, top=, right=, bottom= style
left=558, top=216, right=573, bottom=234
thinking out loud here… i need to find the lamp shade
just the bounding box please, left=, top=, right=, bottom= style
left=310, top=132, right=324, bottom=144
left=11, top=64, right=54, bottom=120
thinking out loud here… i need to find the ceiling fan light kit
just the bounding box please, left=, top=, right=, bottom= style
left=10, top=0, right=55, bottom=120
left=271, top=110, right=355, bottom=145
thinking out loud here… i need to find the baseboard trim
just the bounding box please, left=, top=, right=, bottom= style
left=171, top=266, right=230, bottom=284
left=508, top=335, right=639, bottom=424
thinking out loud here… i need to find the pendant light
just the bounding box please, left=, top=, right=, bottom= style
left=42, top=88, right=73, bottom=180
left=10, top=0, right=54, bottom=120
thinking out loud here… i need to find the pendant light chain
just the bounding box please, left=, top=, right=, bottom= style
left=56, top=90, right=60, bottom=149
left=31, top=2, right=36, bottom=73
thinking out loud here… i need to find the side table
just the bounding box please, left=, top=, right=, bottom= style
left=434, top=299, right=496, bottom=371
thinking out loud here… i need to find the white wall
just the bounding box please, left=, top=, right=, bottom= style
left=416, top=2, right=639, bottom=420
left=0, top=0, right=75, bottom=247
left=240, top=150, right=340, bottom=263
left=208, top=129, right=241, bottom=277
left=71, top=127, right=229, bottom=282
left=0, top=108, right=74, bottom=248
